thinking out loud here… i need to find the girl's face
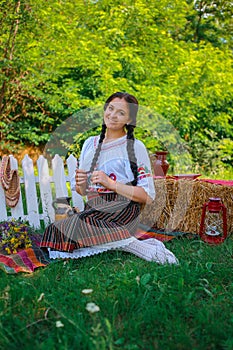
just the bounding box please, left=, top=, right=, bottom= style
left=104, top=97, right=131, bottom=131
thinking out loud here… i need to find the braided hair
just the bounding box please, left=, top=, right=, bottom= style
left=89, top=92, right=139, bottom=186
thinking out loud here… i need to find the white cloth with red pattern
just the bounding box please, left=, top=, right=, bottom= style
left=71, top=135, right=155, bottom=200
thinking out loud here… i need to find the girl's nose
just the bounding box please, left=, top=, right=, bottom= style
left=109, top=110, right=117, bottom=119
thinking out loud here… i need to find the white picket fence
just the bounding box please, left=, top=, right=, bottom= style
left=0, top=154, right=85, bottom=228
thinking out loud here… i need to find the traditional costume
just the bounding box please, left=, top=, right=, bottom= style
left=40, top=136, right=178, bottom=264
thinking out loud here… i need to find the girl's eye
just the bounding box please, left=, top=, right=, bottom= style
left=108, top=106, right=113, bottom=111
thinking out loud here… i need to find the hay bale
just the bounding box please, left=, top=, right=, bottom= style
left=140, top=179, right=233, bottom=235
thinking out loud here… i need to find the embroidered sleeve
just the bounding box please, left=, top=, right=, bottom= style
left=70, top=137, right=96, bottom=191
left=134, top=140, right=155, bottom=200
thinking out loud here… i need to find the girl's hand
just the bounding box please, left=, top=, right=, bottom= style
left=91, top=170, right=115, bottom=190
left=91, top=170, right=152, bottom=204
left=75, top=169, right=88, bottom=186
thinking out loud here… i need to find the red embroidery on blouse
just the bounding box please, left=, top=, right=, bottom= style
left=138, top=174, right=152, bottom=180
left=109, top=173, right=117, bottom=181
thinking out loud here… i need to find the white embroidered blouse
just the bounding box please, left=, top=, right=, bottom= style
left=71, top=135, right=155, bottom=200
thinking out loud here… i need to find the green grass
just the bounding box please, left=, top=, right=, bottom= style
left=0, top=236, right=233, bottom=350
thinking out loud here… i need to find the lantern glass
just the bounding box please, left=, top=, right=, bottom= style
left=204, top=211, right=223, bottom=237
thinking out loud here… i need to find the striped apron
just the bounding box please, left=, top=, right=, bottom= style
left=40, top=193, right=141, bottom=252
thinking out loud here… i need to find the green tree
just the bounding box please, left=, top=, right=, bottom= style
left=184, top=0, right=233, bottom=47
left=0, top=0, right=232, bottom=175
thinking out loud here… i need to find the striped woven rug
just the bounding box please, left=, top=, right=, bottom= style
left=0, top=237, right=50, bottom=274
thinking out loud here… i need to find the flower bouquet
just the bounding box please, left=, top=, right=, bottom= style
left=0, top=219, right=33, bottom=254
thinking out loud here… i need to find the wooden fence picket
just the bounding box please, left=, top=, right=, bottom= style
left=0, top=154, right=84, bottom=228
left=22, top=155, right=40, bottom=228
left=66, top=154, right=85, bottom=211
left=37, top=155, right=54, bottom=225
left=0, top=183, right=7, bottom=222
left=10, top=155, right=24, bottom=220
left=52, top=154, right=68, bottom=198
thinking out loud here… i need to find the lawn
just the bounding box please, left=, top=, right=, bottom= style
left=0, top=235, right=233, bottom=350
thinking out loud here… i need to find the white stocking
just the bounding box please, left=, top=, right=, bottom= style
left=120, top=239, right=178, bottom=265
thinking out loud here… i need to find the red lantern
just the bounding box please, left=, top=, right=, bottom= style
left=199, top=197, right=228, bottom=244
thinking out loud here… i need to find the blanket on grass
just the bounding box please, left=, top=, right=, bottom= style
left=0, top=224, right=190, bottom=274
left=0, top=240, right=50, bottom=274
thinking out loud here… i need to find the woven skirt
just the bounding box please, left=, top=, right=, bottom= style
left=40, top=193, right=141, bottom=252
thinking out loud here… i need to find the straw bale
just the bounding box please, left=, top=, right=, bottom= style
left=140, top=179, right=233, bottom=235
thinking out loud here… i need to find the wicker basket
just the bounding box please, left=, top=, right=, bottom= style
left=0, top=156, right=20, bottom=208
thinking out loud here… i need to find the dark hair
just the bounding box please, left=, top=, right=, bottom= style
left=89, top=92, right=139, bottom=186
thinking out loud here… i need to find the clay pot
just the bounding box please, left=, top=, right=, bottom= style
left=153, top=151, right=169, bottom=177
left=52, top=196, right=74, bottom=221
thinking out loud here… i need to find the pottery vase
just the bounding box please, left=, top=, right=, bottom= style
left=153, top=151, right=169, bottom=177
left=52, top=196, right=74, bottom=221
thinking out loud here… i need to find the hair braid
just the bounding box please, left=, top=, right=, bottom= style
left=126, top=124, right=138, bottom=186
left=89, top=123, right=107, bottom=172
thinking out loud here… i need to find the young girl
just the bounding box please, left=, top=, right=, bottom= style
left=40, top=92, right=177, bottom=264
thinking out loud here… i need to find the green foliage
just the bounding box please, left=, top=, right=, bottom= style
left=185, top=0, right=233, bottom=48
left=0, top=0, right=232, bottom=175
